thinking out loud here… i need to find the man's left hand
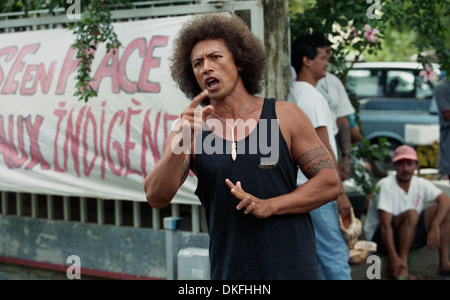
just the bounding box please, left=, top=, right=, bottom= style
left=226, top=179, right=272, bottom=219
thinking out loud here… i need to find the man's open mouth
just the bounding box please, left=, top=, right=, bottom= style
left=206, top=77, right=220, bottom=89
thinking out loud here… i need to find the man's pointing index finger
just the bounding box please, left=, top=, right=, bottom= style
left=189, top=89, right=209, bottom=108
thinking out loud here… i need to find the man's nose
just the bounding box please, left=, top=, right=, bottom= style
left=202, top=59, right=212, bottom=74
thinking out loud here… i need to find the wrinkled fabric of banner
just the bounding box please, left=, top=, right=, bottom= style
left=0, top=15, right=199, bottom=204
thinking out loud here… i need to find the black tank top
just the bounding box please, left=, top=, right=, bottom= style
left=195, top=98, right=318, bottom=280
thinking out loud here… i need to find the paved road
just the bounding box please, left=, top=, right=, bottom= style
left=351, top=246, right=450, bottom=280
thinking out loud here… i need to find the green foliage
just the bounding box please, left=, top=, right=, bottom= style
left=356, top=137, right=391, bottom=165
left=290, top=0, right=386, bottom=79
left=1, top=0, right=122, bottom=102
left=69, top=1, right=121, bottom=102
left=383, top=0, right=449, bottom=73
left=350, top=138, right=391, bottom=195
left=290, top=0, right=449, bottom=80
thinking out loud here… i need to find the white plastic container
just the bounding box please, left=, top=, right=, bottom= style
left=404, top=124, right=439, bottom=145
left=177, top=247, right=210, bottom=280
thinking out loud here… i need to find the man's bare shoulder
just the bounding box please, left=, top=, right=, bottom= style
left=275, top=100, right=311, bottom=128
left=275, top=100, right=317, bottom=144
left=275, top=100, right=304, bottom=117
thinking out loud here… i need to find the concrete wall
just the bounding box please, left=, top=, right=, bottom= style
left=0, top=215, right=209, bottom=279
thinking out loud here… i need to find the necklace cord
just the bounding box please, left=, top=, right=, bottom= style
left=210, top=95, right=252, bottom=162
left=211, top=95, right=252, bottom=130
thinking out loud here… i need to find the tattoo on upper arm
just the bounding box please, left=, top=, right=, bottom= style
left=180, top=157, right=190, bottom=185
left=296, top=146, right=335, bottom=178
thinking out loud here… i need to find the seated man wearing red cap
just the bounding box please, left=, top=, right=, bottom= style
left=364, top=145, right=450, bottom=279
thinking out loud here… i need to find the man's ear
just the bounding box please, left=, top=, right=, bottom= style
left=302, top=56, right=311, bottom=68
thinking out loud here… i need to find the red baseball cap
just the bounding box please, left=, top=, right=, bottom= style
left=393, top=145, right=418, bottom=162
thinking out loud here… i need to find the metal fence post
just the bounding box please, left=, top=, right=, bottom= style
left=163, top=217, right=182, bottom=280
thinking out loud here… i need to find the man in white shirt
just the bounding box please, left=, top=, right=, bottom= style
left=364, top=145, right=450, bottom=279
left=316, top=42, right=355, bottom=180
left=288, top=33, right=353, bottom=280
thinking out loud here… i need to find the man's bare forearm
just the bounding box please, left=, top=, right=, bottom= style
left=144, top=132, right=191, bottom=208
left=337, top=117, right=351, bottom=154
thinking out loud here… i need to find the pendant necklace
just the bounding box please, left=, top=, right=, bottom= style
left=212, top=95, right=252, bottom=161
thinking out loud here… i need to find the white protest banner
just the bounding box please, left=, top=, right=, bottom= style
left=0, top=15, right=200, bottom=204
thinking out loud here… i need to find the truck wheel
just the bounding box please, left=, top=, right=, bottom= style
left=369, top=139, right=401, bottom=179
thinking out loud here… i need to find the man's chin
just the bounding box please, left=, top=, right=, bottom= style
left=397, top=173, right=413, bottom=182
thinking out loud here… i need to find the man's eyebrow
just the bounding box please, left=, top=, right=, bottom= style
left=192, top=50, right=222, bottom=64
left=191, top=57, right=202, bottom=65
left=206, top=50, right=222, bottom=56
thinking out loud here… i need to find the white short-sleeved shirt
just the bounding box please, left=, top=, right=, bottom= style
left=287, top=80, right=338, bottom=186
left=316, top=72, right=355, bottom=120
left=364, top=175, right=442, bottom=240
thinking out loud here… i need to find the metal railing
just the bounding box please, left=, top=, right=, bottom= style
left=0, top=0, right=264, bottom=42
left=0, top=190, right=206, bottom=233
